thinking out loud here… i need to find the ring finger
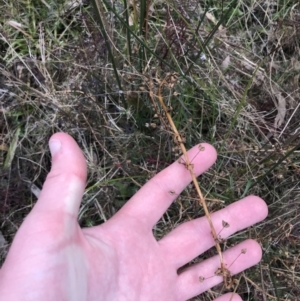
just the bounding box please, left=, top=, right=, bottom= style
left=158, top=195, right=268, bottom=268
left=176, top=239, right=262, bottom=301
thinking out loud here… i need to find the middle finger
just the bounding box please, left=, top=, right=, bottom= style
left=158, top=195, right=268, bottom=268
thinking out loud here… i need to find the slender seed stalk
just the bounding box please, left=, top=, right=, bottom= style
left=156, top=80, right=226, bottom=281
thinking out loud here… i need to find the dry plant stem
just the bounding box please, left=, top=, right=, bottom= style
left=156, top=84, right=226, bottom=279
left=93, top=0, right=113, bottom=43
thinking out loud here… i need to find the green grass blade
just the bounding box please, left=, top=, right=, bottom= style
left=4, top=127, right=21, bottom=170
left=138, top=0, right=147, bottom=71
left=123, top=0, right=133, bottom=63
left=101, top=0, right=181, bottom=74
left=91, top=0, right=126, bottom=107
left=185, top=0, right=238, bottom=75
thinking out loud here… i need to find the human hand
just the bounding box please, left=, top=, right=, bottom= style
left=0, top=133, right=268, bottom=301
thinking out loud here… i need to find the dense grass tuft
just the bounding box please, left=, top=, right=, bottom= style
left=1, top=0, right=300, bottom=299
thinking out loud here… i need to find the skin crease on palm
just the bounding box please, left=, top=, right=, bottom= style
left=0, top=133, right=268, bottom=301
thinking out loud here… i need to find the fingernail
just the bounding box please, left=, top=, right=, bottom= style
left=49, top=139, right=61, bottom=156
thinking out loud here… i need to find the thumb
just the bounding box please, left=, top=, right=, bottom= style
left=0, top=133, right=87, bottom=274
left=33, top=132, right=87, bottom=217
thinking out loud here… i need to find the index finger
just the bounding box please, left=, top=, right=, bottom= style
left=112, top=143, right=217, bottom=229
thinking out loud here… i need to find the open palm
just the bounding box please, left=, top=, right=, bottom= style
left=0, top=133, right=268, bottom=301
